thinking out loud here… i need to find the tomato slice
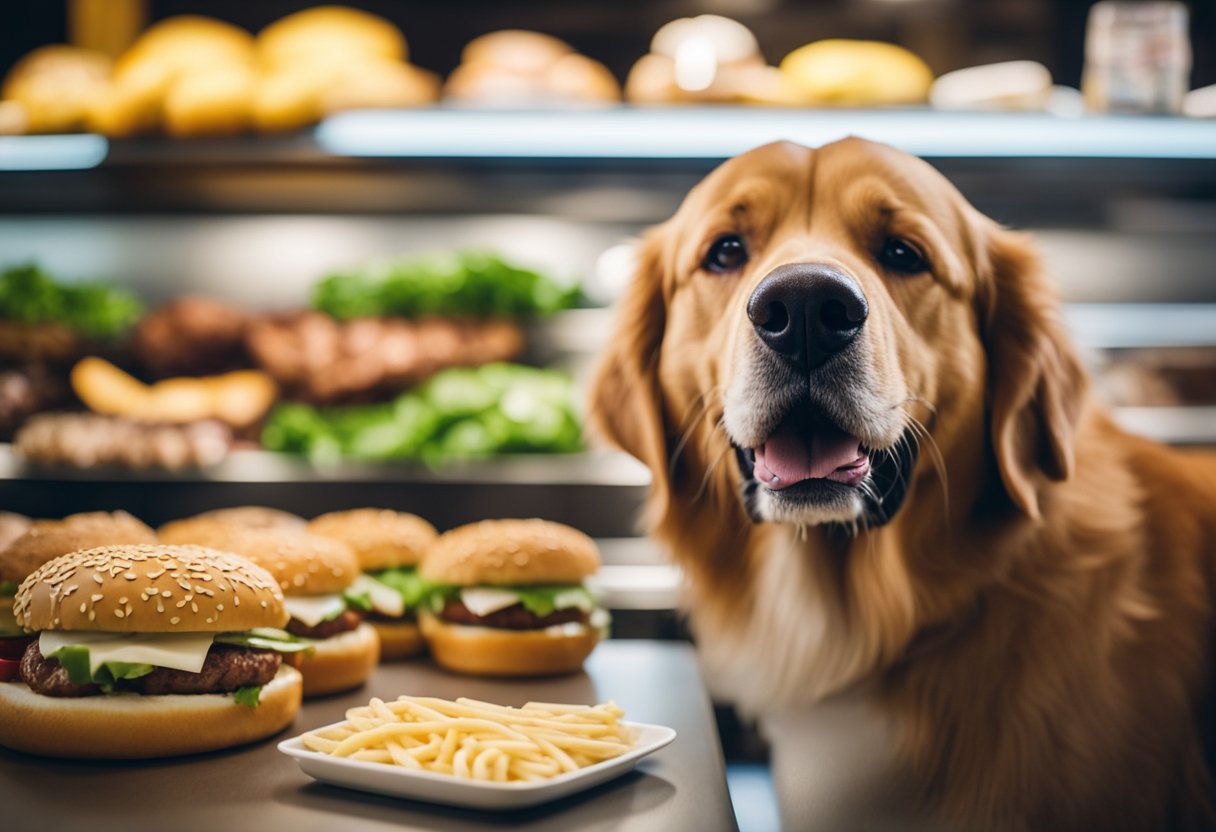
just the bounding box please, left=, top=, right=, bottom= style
left=0, top=637, right=31, bottom=681
left=0, top=636, right=32, bottom=661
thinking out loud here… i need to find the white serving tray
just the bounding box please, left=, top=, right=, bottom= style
left=278, top=721, right=676, bottom=811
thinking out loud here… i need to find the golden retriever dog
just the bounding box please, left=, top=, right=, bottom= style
left=589, top=138, right=1216, bottom=831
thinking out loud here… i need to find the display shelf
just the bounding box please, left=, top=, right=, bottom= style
left=1111, top=406, right=1216, bottom=446
left=314, top=108, right=1216, bottom=161
left=1, top=109, right=1213, bottom=218
left=1064, top=304, right=1216, bottom=349
left=0, top=445, right=650, bottom=486
left=4, top=109, right=1216, bottom=172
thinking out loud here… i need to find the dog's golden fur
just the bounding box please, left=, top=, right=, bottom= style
left=590, top=139, right=1216, bottom=830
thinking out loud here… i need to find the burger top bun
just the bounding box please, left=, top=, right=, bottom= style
left=0, top=512, right=31, bottom=555
left=124, top=15, right=253, bottom=61
left=1, top=45, right=112, bottom=134
left=460, top=30, right=572, bottom=76
left=15, top=544, right=288, bottom=633
left=115, top=15, right=255, bottom=81
left=0, top=511, right=156, bottom=585
left=158, top=522, right=357, bottom=597
left=422, top=519, right=599, bottom=587
left=307, top=508, right=437, bottom=572
left=158, top=506, right=303, bottom=541
left=650, top=15, right=760, bottom=64
left=257, top=5, right=407, bottom=72
left=446, top=31, right=620, bottom=104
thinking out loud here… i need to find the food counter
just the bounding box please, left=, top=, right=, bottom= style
left=0, top=640, right=736, bottom=832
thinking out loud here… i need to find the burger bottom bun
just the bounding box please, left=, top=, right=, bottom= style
left=419, top=612, right=599, bottom=677
left=0, top=664, right=302, bottom=759
left=372, top=618, right=426, bottom=661
left=288, top=622, right=379, bottom=697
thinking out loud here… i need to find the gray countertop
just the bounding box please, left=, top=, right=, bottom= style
left=0, top=639, right=736, bottom=832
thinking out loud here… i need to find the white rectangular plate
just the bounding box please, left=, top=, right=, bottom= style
left=278, top=721, right=676, bottom=810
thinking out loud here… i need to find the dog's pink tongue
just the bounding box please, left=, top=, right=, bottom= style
left=754, top=422, right=865, bottom=489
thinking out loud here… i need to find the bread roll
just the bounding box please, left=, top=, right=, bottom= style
left=445, top=30, right=620, bottom=105
left=257, top=6, right=407, bottom=72
left=2, top=45, right=111, bottom=133
left=780, top=39, right=933, bottom=106
left=91, top=15, right=254, bottom=137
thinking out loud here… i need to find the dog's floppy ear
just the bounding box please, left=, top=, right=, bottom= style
left=587, top=230, right=672, bottom=508
left=979, top=228, right=1087, bottom=520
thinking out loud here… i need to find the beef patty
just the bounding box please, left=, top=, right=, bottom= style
left=20, top=641, right=281, bottom=697
left=439, top=600, right=590, bottom=630
left=285, top=609, right=363, bottom=639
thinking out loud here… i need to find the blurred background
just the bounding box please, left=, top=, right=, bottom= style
left=0, top=3, right=1213, bottom=826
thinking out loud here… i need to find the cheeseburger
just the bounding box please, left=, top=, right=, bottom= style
left=0, top=511, right=155, bottom=679
left=419, top=519, right=607, bottom=676
left=307, top=508, right=438, bottom=660
left=159, top=520, right=379, bottom=696
left=0, top=544, right=305, bottom=758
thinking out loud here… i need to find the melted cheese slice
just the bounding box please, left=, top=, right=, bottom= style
left=283, top=594, right=347, bottom=628
left=460, top=587, right=522, bottom=617
left=351, top=574, right=404, bottom=618
left=39, top=630, right=216, bottom=675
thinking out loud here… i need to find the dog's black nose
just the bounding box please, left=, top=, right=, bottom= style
left=747, top=264, right=868, bottom=370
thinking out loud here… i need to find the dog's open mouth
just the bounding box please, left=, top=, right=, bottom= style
left=751, top=408, right=871, bottom=489
left=734, top=400, right=917, bottom=528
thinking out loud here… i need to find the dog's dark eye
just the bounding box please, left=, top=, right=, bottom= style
left=878, top=237, right=926, bottom=274
left=704, top=234, right=749, bottom=274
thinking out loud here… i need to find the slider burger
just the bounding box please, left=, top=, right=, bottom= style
left=159, top=521, right=378, bottom=696
left=419, top=519, right=607, bottom=676
left=0, top=544, right=305, bottom=758
left=0, top=511, right=155, bottom=681
left=307, top=508, right=437, bottom=660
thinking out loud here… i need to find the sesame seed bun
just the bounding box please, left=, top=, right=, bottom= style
left=15, top=544, right=289, bottom=633
left=159, top=522, right=357, bottom=597
left=307, top=508, right=437, bottom=572
left=286, top=622, right=380, bottom=697
left=418, top=612, right=598, bottom=677
left=157, top=506, right=303, bottom=541
left=0, top=511, right=156, bottom=585
left=421, top=519, right=600, bottom=587
left=0, top=664, right=302, bottom=759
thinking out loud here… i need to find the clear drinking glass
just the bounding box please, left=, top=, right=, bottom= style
left=1083, top=1, right=1191, bottom=114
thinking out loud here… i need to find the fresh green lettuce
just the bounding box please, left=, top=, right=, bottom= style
left=510, top=586, right=595, bottom=617
left=0, top=262, right=143, bottom=338
left=214, top=628, right=315, bottom=654
left=312, top=251, right=580, bottom=320
left=262, top=362, right=582, bottom=464
left=371, top=567, right=430, bottom=608
left=47, top=645, right=154, bottom=692
left=424, top=584, right=596, bottom=618
left=233, top=685, right=263, bottom=709
left=342, top=590, right=372, bottom=613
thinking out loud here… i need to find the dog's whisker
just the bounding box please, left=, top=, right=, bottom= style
left=692, top=441, right=735, bottom=504
left=902, top=412, right=951, bottom=525
left=668, top=386, right=727, bottom=480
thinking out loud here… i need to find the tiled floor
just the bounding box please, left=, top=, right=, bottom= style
left=727, top=762, right=780, bottom=832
